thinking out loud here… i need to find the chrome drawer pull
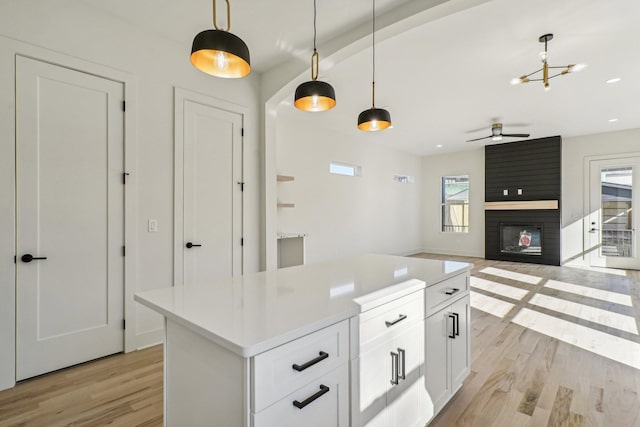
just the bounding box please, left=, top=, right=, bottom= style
left=445, top=288, right=460, bottom=295
left=398, top=348, right=406, bottom=380
left=292, top=384, right=330, bottom=409
left=385, top=314, right=407, bottom=327
left=292, top=351, right=329, bottom=372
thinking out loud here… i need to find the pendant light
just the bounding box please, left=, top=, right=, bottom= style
left=190, top=0, right=251, bottom=78
left=294, top=0, right=336, bottom=112
left=357, top=0, right=391, bottom=131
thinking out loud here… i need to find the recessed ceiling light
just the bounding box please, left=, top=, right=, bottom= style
left=606, top=77, right=621, bottom=84
left=608, top=118, right=619, bottom=122
left=436, top=144, right=443, bottom=148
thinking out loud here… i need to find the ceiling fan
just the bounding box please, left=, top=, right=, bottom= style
left=466, top=123, right=530, bottom=142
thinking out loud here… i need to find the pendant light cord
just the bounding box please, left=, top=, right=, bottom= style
left=370, top=0, right=376, bottom=107
left=313, top=0, right=317, bottom=52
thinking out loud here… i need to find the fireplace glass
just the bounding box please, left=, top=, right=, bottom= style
left=500, top=224, right=542, bottom=256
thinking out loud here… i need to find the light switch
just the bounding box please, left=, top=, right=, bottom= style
left=503, top=189, right=508, bottom=196
left=517, top=188, right=523, bottom=195
left=148, top=219, right=158, bottom=232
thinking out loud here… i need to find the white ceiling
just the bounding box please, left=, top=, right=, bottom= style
left=81, top=0, right=640, bottom=156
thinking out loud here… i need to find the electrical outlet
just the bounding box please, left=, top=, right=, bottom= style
left=148, top=219, right=158, bottom=232
left=503, top=189, right=508, bottom=196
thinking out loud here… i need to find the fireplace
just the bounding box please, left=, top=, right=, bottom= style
left=500, top=223, right=542, bottom=256
left=485, top=210, right=559, bottom=265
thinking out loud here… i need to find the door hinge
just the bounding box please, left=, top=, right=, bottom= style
left=241, top=128, right=244, bottom=137
left=14, top=255, right=16, bottom=264
left=122, top=100, right=126, bottom=111
left=241, top=238, right=244, bottom=246
left=122, top=172, right=130, bottom=184
left=122, top=319, right=126, bottom=330
left=122, top=246, right=126, bottom=256
left=237, top=181, right=245, bottom=192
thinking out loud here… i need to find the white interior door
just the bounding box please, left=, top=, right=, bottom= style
left=16, top=56, right=124, bottom=380
left=176, top=94, right=243, bottom=286
left=588, top=157, right=640, bottom=269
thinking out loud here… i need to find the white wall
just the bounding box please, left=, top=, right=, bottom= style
left=421, top=148, right=485, bottom=258
left=0, top=0, right=261, bottom=390
left=276, top=117, right=423, bottom=264
left=561, top=128, right=640, bottom=264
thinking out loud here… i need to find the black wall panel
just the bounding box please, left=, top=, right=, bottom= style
left=485, top=136, right=561, bottom=201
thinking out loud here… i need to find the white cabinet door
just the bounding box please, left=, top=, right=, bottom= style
left=388, top=322, right=429, bottom=427
left=425, top=309, right=451, bottom=414
left=353, top=340, right=391, bottom=427
left=425, top=293, right=471, bottom=417
left=450, top=297, right=470, bottom=391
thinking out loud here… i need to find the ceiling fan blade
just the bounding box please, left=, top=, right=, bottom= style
left=501, top=133, right=530, bottom=138
left=466, top=135, right=492, bottom=142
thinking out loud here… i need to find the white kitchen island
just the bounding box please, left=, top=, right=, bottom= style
left=135, top=254, right=472, bottom=427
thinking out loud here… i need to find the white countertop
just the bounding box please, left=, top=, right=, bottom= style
left=135, top=254, right=471, bottom=357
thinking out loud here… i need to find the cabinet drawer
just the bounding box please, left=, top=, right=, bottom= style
left=425, top=273, right=469, bottom=316
left=359, top=290, right=424, bottom=349
left=252, top=320, right=349, bottom=412
left=253, top=363, right=350, bottom=427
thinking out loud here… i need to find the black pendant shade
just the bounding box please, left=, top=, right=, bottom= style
left=357, top=107, right=392, bottom=131
left=294, top=80, right=336, bottom=112
left=191, top=29, right=251, bottom=78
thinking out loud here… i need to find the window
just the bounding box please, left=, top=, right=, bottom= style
left=442, top=175, right=469, bottom=233
left=329, top=162, right=361, bottom=177
left=393, top=174, right=414, bottom=184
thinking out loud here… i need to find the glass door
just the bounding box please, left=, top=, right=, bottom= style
left=589, top=158, right=640, bottom=269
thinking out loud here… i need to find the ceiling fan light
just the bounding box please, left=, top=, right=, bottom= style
left=190, top=29, right=251, bottom=78
left=294, top=80, right=336, bottom=112
left=358, top=108, right=392, bottom=131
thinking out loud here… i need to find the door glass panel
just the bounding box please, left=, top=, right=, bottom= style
left=600, top=167, right=633, bottom=257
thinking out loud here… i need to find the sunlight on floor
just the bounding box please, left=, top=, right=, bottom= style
left=470, top=276, right=529, bottom=301
left=544, top=279, right=633, bottom=307
left=470, top=291, right=515, bottom=318
left=528, top=293, right=639, bottom=334
left=512, top=308, right=640, bottom=370
left=479, top=267, right=543, bottom=285
left=564, top=263, right=628, bottom=277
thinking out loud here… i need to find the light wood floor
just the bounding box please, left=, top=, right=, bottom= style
left=1, top=255, right=639, bottom=426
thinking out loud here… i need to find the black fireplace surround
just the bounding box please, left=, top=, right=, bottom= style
left=484, top=136, right=561, bottom=266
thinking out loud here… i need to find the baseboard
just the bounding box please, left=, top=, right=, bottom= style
left=135, top=328, right=164, bottom=350
left=418, top=247, right=485, bottom=259
left=393, top=248, right=424, bottom=257
left=0, top=379, right=15, bottom=392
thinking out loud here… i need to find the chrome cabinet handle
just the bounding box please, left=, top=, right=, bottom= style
left=292, top=351, right=329, bottom=372
left=445, top=288, right=460, bottom=295
left=398, top=348, right=406, bottom=381
left=385, top=314, right=407, bottom=327
left=390, top=351, right=399, bottom=385
left=292, top=384, right=330, bottom=409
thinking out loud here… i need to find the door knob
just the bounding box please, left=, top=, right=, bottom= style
left=21, top=254, right=47, bottom=263
left=186, top=242, right=202, bottom=249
